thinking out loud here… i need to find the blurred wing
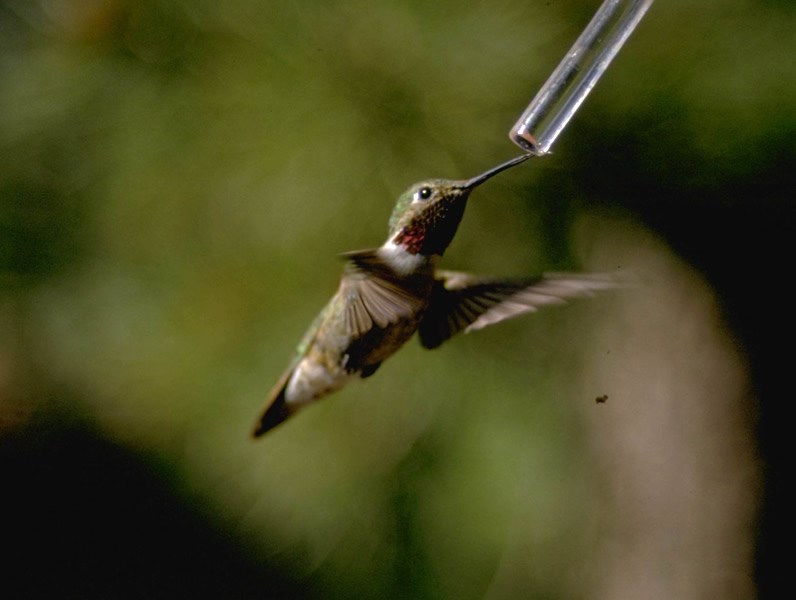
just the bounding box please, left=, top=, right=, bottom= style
left=418, top=270, right=619, bottom=349
left=339, top=249, right=426, bottom=338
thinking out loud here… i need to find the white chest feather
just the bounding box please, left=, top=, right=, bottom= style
left=378, top=241, right=426, bottom=276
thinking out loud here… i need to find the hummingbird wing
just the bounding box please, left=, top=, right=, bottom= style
left=339, top=249, right=428, bottom=338
left=418, top=270, right=619, bottom=349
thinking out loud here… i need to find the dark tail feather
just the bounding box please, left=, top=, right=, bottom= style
left=252, top=368, right=296, bottom=438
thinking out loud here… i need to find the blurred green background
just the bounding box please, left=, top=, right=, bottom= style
left=2, top=0, right=792, bottom=598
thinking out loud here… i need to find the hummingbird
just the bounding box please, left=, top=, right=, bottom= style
left=253, top=154, right=616, bottom=437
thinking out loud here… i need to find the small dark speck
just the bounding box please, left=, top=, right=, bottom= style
left=595, top=394, right=608, bottom=404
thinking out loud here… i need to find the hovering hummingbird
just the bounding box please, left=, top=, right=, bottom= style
left=253, top=154, right=615, bottom=437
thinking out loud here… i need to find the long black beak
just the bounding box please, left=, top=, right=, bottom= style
left=462, top=154, right=531, bottom=189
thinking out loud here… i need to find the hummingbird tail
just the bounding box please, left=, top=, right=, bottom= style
left=252, top=368, right=296, bottom=438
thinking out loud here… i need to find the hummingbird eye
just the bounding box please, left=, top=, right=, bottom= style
left=417, top=187, right=432, bottom=201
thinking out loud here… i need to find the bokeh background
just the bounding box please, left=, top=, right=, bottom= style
left=2, top=0, right=792, bottom=598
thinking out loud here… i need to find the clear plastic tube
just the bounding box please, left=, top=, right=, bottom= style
left=510, top=0, right=655, bottom=155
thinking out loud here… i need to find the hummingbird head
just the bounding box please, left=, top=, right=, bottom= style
left=387, top=154, right=530, bottom=257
